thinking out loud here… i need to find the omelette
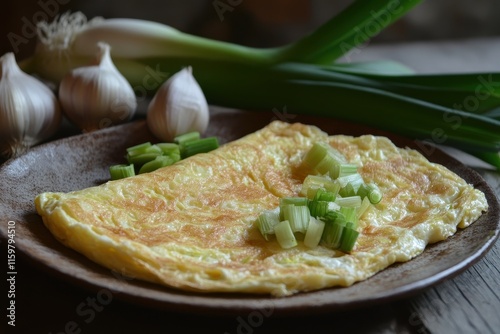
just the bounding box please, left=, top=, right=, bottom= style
left=35, top=121, right=488, bottom=297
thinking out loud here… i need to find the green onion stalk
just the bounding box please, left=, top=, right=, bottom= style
left=18, top=0, right=500, bottom=169
left=110, top=57, right=500, bottom=168
left=20, top=0, right=422, bottom=82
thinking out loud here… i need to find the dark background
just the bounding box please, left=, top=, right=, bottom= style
left=2, top=0, right=500, bottom=62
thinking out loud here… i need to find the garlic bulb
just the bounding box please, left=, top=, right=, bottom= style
left=0, top=52, right=61, bottom=159
left=58, top=42, right=137, bottom=132
left=146, top=66, right=209, bottom=141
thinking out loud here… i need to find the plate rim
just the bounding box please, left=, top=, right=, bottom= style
left=1, top=117, right=499, bottom=316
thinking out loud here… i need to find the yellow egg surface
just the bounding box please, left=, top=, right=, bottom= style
left=34, top=121, right=488, bottom=297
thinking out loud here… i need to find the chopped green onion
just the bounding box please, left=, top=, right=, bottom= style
left=357, top=182, right=383, bottom=204
left=327, top=201, right=341, bottom=212
left=282, top=205, right=310, bottom=234
left=257, top=209, right=280, bottom=240
left=357, top=196, right=372, bottom=219
left=315, top=146, right=348, bottom=179
left=314, top=188, right=336, bottom=202
left=174, top=131, right=200, bottom=145
left=109, top=164, right=135, bottom=180
left=338, top=182, right=356, bottom=198
left=280, top=197, right=309, bottom=207
left=335, top=196, right=362, bottom=208
left=321, top=219, right=346, bottom=249
left=127, top=152, right=162, bottom=166
left=315, top=153, right=338, bottom=176
left=182, top=137, right=219, bottom=158
left=301, top=142, right=349, bottom=178
left=302, top=142, right=329, bottom=170
left=339, top=223, right=360, bottom=253
left=300, top=175, right=339, bottom=198
left=356, top=183, right=371, bottom=199
left=338, top=164, right=358, bottom=177
left=304, top=217, right=325, bottom=249
left=156, top=143, right=181, bottom=163
left=308, top=200, right=329, bottom=218
left=340, top=207, right=358, bottom=226
left=336, top=173, right=364, bottom=193
left=256, top=139, right=384, bottom=250
left=274, top=220, right=297, bottom=249
left=138, top=155, right=173, bottom=174
left=126, top=142, right=152, bottom=156
left=367, top=183, right=383, bottom=204
left=156, top=142, right=180, bottom=155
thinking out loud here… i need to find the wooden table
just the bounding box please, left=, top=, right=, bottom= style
left=3, top=38, right=500, bottom=334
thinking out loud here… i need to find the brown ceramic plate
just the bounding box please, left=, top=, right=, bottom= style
left=1, top=108, right=499, bottom=316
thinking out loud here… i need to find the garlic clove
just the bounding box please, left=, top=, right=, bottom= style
left=0, top=52, right=61, bottom=159
left=146, top=66, right=209, bottom=142
left=58, top=42, right=137, bottom=132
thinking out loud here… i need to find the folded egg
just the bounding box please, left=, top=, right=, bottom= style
left=35, top=121, right=488, bottom=296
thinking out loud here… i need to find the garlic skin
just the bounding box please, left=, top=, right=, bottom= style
left=58, top=42, right=137, bottom=132
left=0, top=52, right=61, bottom=159
left=146, top=66, right=209, bottom=141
